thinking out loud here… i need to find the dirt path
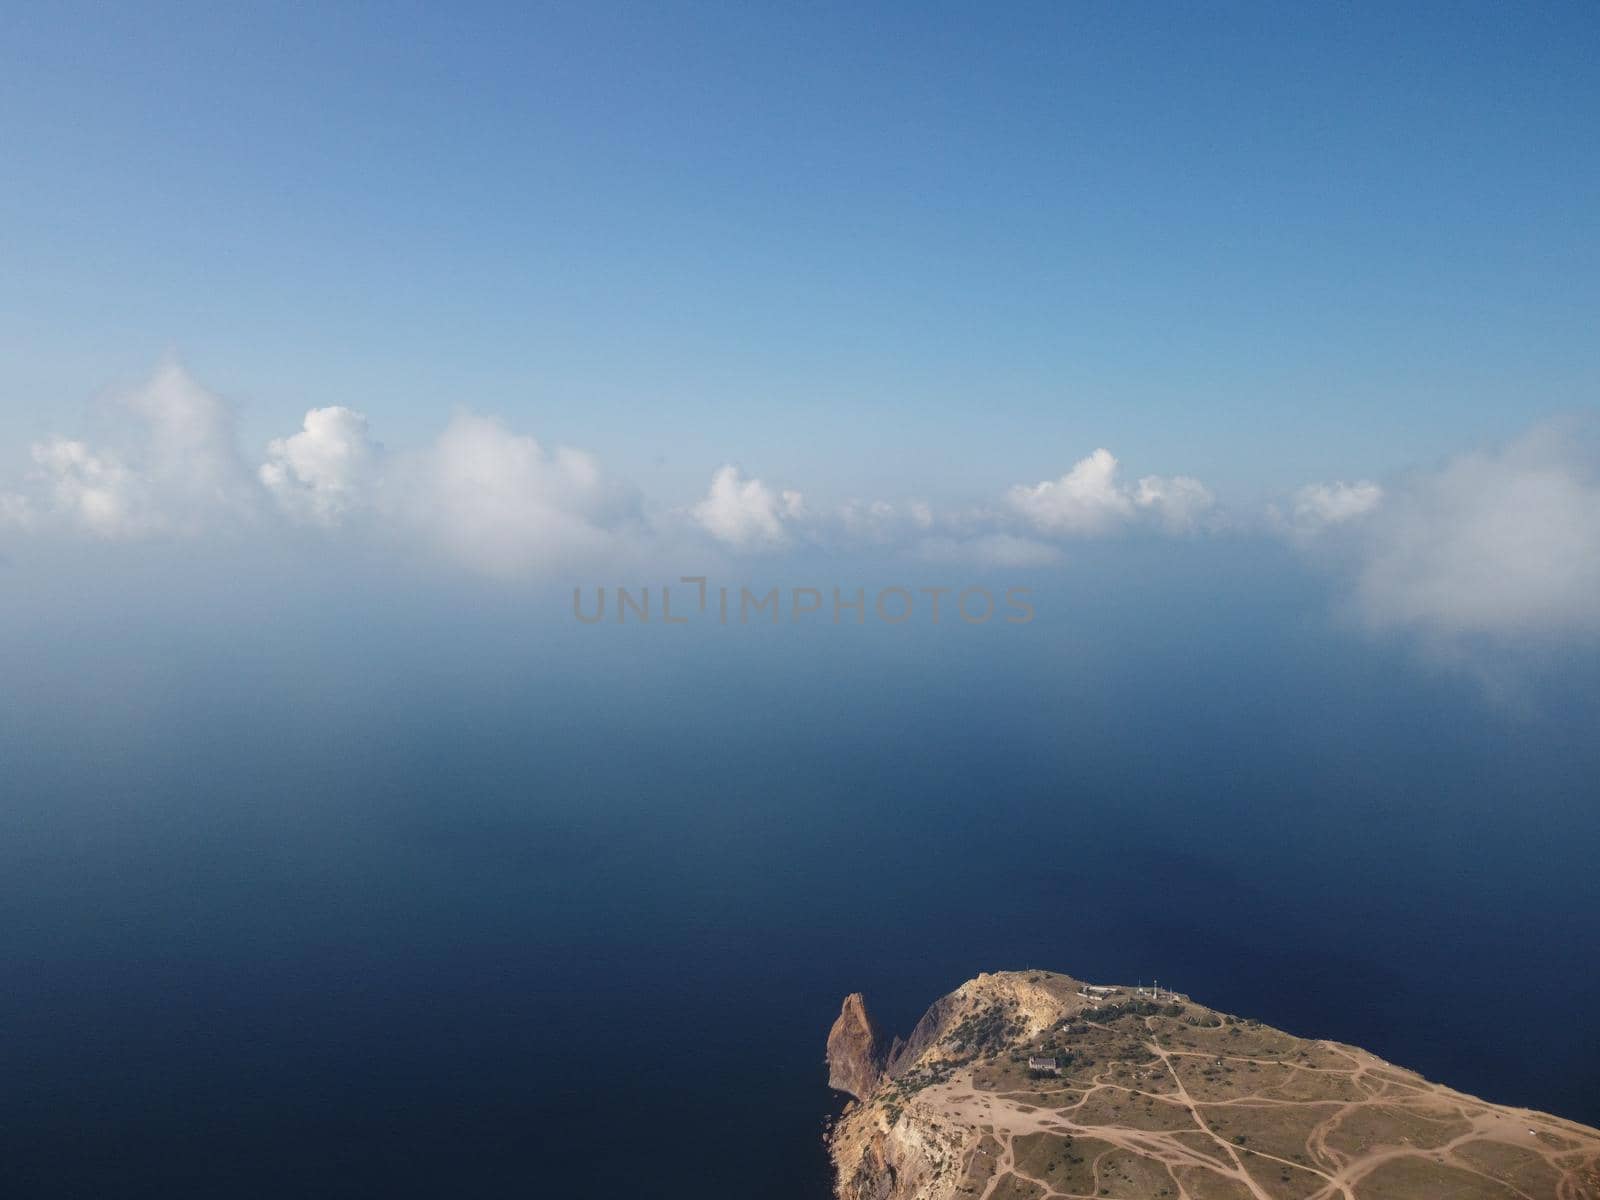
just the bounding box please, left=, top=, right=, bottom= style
left=910, top=1016, right=1600, bottom=1200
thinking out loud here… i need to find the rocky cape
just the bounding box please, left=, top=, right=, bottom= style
left=825, top=970, right=1600, bottom=1200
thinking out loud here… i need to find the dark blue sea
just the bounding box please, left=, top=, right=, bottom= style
left=3, top=542, right=1597, bottom=1197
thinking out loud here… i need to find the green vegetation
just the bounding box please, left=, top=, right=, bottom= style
left=949, top=1002, right=1023, bottom=1056
left=1079, top=999, right=1184, bottom=1023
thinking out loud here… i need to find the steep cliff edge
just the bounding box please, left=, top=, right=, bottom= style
left=825, top=969, right=1600, bottom=1200
left=828, top=992, right=887, bottom=1100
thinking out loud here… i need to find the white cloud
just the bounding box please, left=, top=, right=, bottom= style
left=1008, top=448, right=1215, bottom=537
left=29, top=439, right=148, bottom=538
left=1, top=366, right=636, bottom=576
left=398, top=412, right=636, bottom=576
left=691, top=465, right=804, bottom=550
left=126, top=361, right=249, bottom=505
left=1346, top=423, right=1600, bottom=640
left=260, top=406, right=381, bottom=525
left=18, top=363, right=254, bottom=539
left=2, top=369, right=1230, bottom=573
left=1134, top=474, right=1217, bottom=533
left=1283, top=479, right=1383, bottom=539
left=1007, top=448, right=1133, bottom=535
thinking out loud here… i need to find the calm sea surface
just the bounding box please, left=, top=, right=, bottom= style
left=3, top=548, right=1597, bottom=1196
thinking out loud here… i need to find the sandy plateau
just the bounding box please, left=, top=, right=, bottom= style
left=826, top=971, right=1600, bottom=1200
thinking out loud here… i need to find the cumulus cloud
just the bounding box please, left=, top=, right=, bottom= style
left=3, top=369, right=1228, bottom=574
left=1343, top=423, right=1600, bottom=640
left=1007, top=448, right=1215, bottom=536
left=0, top=365, right=638, bottom=576
left=260, top=406, right=381, bottom=525
left=20, top=363, right=254, bottom=538
left=7, top=363, right=1599, bottom=679
left=397, top=413, right=638, bottom=576
left=685, top=448, right=1219, bottom=560
left=256, top=406, right=635, bottom=573
left=691, top=465, right=805, bottom=550
left=1007, top=448, right=1133, bottom=535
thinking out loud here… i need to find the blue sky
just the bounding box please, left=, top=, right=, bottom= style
left=2, top=2, right=1597, bottom=506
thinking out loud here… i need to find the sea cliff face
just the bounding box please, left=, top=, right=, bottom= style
left=827, top=993, right=886, bottom=1101
left=825, top=970, right=1600, bottom=1200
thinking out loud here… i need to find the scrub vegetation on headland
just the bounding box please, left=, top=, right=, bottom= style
left=825, top=970, right=1600, bottom=1200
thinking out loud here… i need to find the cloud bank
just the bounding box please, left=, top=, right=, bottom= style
left=2, top=366, right=642, bottom=576
left=683, top=448, right=1214, bottom=564
left=1, top=368, right=1224, bottom=573
left=6, top=365, right=1598, bottom=660
left=1287, top=419, right=1600, bottom=650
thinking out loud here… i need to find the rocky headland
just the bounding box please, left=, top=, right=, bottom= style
left=825, top=970, right=1600, bottom=1200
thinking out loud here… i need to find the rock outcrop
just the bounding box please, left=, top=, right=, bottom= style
left=826, top=969, right=1600, bottom=1200
left=826, top=992, right=885, bottom=1100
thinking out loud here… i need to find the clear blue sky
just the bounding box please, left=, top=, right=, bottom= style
left=2, top=1, right=1596, bottom=504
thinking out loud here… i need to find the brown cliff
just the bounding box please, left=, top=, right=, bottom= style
left=826, top=992, right=885, bottom=1100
